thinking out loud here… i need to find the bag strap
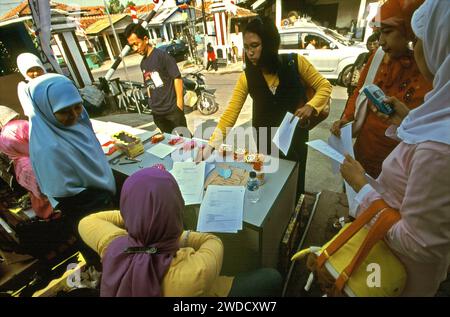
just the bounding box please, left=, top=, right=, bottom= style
left=335, top=207, right=401, bottom=291
left=281, top=53, right=305, bottom=87
left=362, top=47, right=384, bottom=88
left=353, top=47, right=385, bottom=126
left=317, top=199, right=387, bottom=268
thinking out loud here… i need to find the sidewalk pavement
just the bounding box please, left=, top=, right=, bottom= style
left=91, top=52, right=244, bottom=76
left=179, top=60, right=244, bottom=76
left=91, top=53, right=143, bottom=74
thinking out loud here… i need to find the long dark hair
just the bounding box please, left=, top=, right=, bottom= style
left=243, top=16, right=280, bottom=74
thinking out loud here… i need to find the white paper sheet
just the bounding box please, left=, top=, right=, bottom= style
left=348, top=174, right=386, bottom=216
left=90, top=119, right=148, bottom=136
left=147, top=143, right=176, bottom=159
left=96, top=133, right=113, bottom=146
left=272, top=112, right=299, bottom=155
left=325, top=123, right=359, bottom=212
left=170, top=162, right=206, bottom=205
left=306, top=139, right=345, bottom=164
left=365, top=173, right=385, bottom=194
left=205, top=163, right=215, bottom=181
left=106, top=121, right=147, bottom=136
left=307, top=139, right=358, bottom=212
left=308, top=138, right=383, bottom=214
left=91, top=119, right=156, bottom=148
left=197, top=185, right=245, bottom=233
left=23, top=209, right=37, bottom=219
left=328, top=122, right=354, bottom=174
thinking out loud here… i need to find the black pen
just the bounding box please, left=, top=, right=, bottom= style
left=119, top=161, right=138, bottom=165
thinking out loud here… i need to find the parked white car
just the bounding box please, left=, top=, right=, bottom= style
left=278, top=24, right=367, bottom=85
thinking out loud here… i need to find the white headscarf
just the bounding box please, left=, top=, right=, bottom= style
left=16, top=53, right=47, bottom=117
left=16, top=53, right=46, bottom=81
left=397, top=0, right=450, bottom=145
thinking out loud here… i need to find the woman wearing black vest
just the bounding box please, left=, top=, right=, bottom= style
left=198, top=16, right=331, bottom=197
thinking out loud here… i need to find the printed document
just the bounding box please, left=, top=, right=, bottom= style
left=197, top=185, right=245, bottom=233
left=170, top=162, right=206, bottom=205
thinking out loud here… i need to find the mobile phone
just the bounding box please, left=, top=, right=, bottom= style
left=362, top=84, right=395, bottom=115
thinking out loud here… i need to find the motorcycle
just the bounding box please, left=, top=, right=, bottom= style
left=182, top=72, right=218, bottom=115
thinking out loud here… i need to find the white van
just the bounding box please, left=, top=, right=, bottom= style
left=278, top=24, right=367, bottom=85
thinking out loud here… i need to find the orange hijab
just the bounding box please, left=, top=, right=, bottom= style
left=373, top=0, right=425, bottom=38
left=372, top=0, right=426, bottom=88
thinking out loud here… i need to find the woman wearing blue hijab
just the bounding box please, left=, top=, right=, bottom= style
left=28, top=73, right=116, bottom=218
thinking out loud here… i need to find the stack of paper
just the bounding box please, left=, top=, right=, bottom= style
left=197, top=185, right=245, bottom=233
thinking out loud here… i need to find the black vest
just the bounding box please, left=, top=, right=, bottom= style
left=245, top=53, right=306, bottom=130
left=245, top=54, right=308, bottom=158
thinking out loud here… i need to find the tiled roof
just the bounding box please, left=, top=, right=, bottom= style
left=199, top=1, right=257, bottom=18
left=1, top=0, right=105, bottom=21
left=79, top=15, right=105, bottom=30
left=85, top=14, right=129, bottom=35
left=123, top=4, right=155, bottom=14
left=75, top=6, right=105, bottom=16
left=1, top=0, right=28, bottom=20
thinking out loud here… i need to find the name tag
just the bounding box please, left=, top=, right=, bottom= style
left=150, top=71, right=164, bottom=88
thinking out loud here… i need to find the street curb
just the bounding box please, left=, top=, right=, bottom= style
left=215, top=69, right=244, bottom=75
left=181, top=68, right=244, bottom=75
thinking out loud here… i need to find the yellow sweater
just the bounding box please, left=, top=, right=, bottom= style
left=78, top=210, right=234, bottom=297
left=209, top=55, right=332, bottom=147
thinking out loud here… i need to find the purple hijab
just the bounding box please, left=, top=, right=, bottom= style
left=100, top=168, right=184, bottom=297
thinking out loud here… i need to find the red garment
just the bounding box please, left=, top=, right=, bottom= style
left=0, top=120, right=53, bottom=219
left=342, top=52, right=432, bottom=178
left=207, top=50, right=216, bottom=62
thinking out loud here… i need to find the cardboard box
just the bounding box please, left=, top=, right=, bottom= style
left=112, top=131, right=144, bottom=158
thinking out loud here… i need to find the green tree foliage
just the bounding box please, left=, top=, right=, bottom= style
left=126, top=1, right=136, bottom=7
left=108, top=0, right=125, bottom=14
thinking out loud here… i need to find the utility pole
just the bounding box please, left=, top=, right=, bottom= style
left=201, top=0, right=207, bottom=32
left=188, top=5, right=200, bottom=64
left=102, top=0, right=131, bottom=83
left=178, top=1, right=199, bottom=64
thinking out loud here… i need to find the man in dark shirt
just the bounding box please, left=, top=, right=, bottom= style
left=125, top=23, right=188, bottom=135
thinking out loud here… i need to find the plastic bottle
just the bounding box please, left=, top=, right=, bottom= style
left=246, top=171, right=260, bottom=203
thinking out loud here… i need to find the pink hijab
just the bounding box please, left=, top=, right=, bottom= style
left=0, top=115, right=52, bottom=219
